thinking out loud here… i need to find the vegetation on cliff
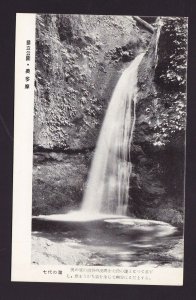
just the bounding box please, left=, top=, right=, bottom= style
left=130, top=17, right=187, bottom=226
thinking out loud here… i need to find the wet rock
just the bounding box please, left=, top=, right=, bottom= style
left=32, top=234, right=93, bottom=265
left=32, top=152, right=91, bottom=215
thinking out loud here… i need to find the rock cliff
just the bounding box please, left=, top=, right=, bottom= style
left=34, top=14, right=149, bottom=150
left=130, top=17, right=187, bottom=226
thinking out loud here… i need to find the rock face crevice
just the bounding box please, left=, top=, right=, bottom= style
left=33, top=15, right=187, bottom=227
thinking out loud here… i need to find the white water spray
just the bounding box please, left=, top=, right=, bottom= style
left=81, top=53, right=145, bottom=215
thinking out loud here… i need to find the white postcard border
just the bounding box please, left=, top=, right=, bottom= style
left=11, top=13, right=183, bottom=286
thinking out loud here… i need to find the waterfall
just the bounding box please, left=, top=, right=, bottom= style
left=154, top=17, right=163, bottom=69
left=81, top=53, right=144, bottom=215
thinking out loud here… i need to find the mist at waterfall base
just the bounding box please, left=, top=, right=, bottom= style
left=32, top=54, right=183, bottom=267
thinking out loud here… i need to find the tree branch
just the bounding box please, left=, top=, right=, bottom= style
left=133, top=16, right=154, bottom=33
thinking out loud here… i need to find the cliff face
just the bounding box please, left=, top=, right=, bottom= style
left=32, top=15, right=187, bottom=227
left=129, top=17, right=187, bottom=226
left=34, top=14, right=149, bottom=150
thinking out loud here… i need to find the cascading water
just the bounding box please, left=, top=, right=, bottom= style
left=81, top=53, right=145, bottom=215
left=154, top=17, right=163, bottom=68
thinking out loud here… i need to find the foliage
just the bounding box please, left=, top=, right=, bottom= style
left=152, top=92, right=186, bottom=147
left=149, top=17, right=188, bottom=147
left=155, top=17, right=188, bottom=91
left=108, top=46, right=134, bottom=63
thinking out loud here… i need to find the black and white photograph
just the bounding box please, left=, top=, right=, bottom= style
left=12, top=13, right=188, bottom=285
left=32, top=14, right=187, bottom=267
